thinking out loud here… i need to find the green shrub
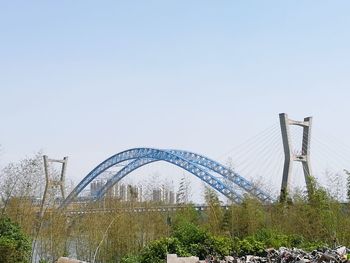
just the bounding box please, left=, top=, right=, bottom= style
left=140, top=237, right=188, bottom=263
left=205, top=236, right=233, bottom=257
left=173, top=221, right=233, bottom=259
left=121, top=254, right=142, bottom=263
left=238, top=237, right=265, bottom=256
left=173, top=221, right=208, bottom=247
left=253, top=229, right=289, bottom=248
left=0, top=216, right=31, bottom=263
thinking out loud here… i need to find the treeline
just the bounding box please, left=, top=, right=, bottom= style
left=1, top=153, right=350, bottom=262
left=2, top=183, right=349, bottom=262
left=119, top=185, right=350, bottom=262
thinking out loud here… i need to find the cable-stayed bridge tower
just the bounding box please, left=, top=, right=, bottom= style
left=279, top=113, right=313, bottom=202
left=39, top=155, right=68, bottom=217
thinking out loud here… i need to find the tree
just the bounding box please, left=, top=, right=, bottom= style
left=234, top=196, right=266, bottom=237
left=203, top=187, right=224, bottom=235
left=345, top=169, right=350, bottom=202
left=0, top=151, right=44, bottom=216
left=325, top=170, right=345, bottom=201
left=0, top=216, right=31, bottom=263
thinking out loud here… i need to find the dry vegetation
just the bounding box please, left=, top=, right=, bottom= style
left=1, top=153, right=350, bottom=262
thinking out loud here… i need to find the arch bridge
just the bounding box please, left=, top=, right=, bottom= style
left=60, top=148, right=274, bottom=209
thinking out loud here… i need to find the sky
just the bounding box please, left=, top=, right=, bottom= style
left=1, top=1, right=350, bottom=200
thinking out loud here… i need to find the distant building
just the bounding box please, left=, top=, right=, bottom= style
left=152, top=187, right=175, bottom=204
left=106, top=183, right=119, bottom=197
left=152, top=188, right=162, bottom=202
left=127, top=185, right=142, bottom=202
left=169, top=191, right=175, bottom=204
left=90, top=180, right=142, bottom=202
left=119, top=184, right=127, bottom=201
left=90, top=179, right=105, bottom=197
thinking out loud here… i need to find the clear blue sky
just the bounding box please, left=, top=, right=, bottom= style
left=1, top=1, right=350, bottom=194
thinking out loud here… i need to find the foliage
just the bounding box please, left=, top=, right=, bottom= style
left=253, top=229, right=305, bottom=249
left=205, top=235, right=233, bottom=257
left=139, top=237, right=188, bottom=263
left=122, top=220, right=332, bottom=262
left=235, top=229, right=327, bottom=255
left=237, top=237, right=265, bottom=256
left=173, top=220, right=234, bottom=259
left=0, top=216, right=31, bottom=263
left=122, top=221, right=235, bottom=262
left=120, top=254, right=142, bottom=263
left=172, top=220, right=208, bottom=247
left=345, top=169, right=350, bottom=202
left=172, top=204, right=200, bottom=226
left=203, top=187, right=224, bottom=235
left=0, top=151, right=44, bottom=210
left=1, top=152, right=350, bottom=261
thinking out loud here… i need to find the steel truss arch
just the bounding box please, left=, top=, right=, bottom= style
left=168, top=150, right=272, bottom=202
left=60, top=148, right=273, bottom=209
left=96, top=150, right=272, bottom=203
left=96, top=154, right=243, bottom=203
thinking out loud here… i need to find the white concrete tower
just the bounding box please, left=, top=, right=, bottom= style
left=279, top=113, right=313, bottom=202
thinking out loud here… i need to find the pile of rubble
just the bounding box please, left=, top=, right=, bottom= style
left=168, top=246, right=350, bottom=263
left=263, top=246, right=350, bottom=263
left=205, top=246, right=349, bottom=263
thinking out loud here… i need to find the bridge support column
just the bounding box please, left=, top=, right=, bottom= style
left=279, top=113, right=313, bottom=202
left=40, top=155, right=68, bottom=217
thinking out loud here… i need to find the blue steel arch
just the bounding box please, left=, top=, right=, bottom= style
left=96, top=155, right=243, bottom=203
left=60, top=148, right=273, bottom=209
left=96, top=150, right=272, bottom=203
left=168, top=150, right=272, bottom=201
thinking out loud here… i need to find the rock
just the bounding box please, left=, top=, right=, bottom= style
left=225, top=255, right=234, bottom=262
left=336, top=247, right=347, bottom=257
left=56, top=257, right=88, bottom=263
left=167, top=254, right=200, bottom=263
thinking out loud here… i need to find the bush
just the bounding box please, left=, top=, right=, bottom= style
left=122, top=221, right=331, bottom=261
left=237, top=237, right=265, bottom=256
left=0, top=216, right=31, bottom=263
left=253, top=229, right=290, bottom=248
left=172, top=221, right=208, bottom=247
left=139, top=237, right=188, bottom=263
left=234, top=229, right=328, bottom=256
left=123, top=221, right=236, bottom=262
left=121, top=254, right=142, bottom=263
left=205, top=236, right=233, bottom=257
left=173, top=221, right=234, bottom=259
